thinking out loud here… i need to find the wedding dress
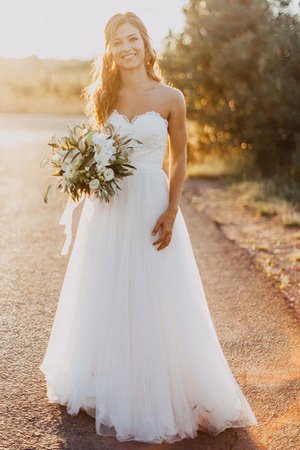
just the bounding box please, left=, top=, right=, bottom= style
left=39, top=109, right=257, bottom=444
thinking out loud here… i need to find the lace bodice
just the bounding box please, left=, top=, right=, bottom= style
left=105, top=110, right=169, bottom=171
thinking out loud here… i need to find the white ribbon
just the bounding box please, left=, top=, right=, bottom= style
left=59, top=193, right=86, bottom=255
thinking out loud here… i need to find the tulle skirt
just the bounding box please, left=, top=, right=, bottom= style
left=39, top=166, right=257, bottom=443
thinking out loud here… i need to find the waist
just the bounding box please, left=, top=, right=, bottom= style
left=131, top=161, right=165, bottom=173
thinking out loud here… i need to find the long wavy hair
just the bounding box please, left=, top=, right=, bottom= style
left=82, top=11, right=165, bottom=127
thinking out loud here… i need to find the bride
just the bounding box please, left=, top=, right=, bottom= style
left=39, top=11, right=257, bottom=444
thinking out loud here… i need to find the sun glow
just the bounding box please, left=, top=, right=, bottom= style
left=0, top=0, right=186, bottom=60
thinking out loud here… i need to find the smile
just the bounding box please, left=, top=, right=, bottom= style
left=122, top=53, right=136, bottom=59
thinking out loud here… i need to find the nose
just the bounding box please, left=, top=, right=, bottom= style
left=121, top=40, right=132, bottom=52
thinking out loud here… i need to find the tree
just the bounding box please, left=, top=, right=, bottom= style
left=161, top=0, right=300, bottom=176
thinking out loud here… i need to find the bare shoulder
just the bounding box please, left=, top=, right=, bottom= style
left=157, top=84, right=186, bottom=119
left=156, top=84, right=186, bottom=124
left=158, top=83, right=185, bottom=104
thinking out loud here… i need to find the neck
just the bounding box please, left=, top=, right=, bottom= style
left=119, top=64, right=151, bottom=91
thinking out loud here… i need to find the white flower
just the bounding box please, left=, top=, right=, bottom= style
left=61, top=159, right=71, bottom=171
left=64, top=166, right=76, bottom=179
left=94, top=148, right=114, bottom=167
left=103, top=168, right=114, bottom=181
left=92, top=133, right=113, bottom=147
left=52, top=153, right=61, bottom=163
left=92, top=133, right=104, bottom=145
left=89, top=178, right=100, bottom=191
left=93, top=133, right=115, bottom=158
left=57, top=149, right=68, bottom=157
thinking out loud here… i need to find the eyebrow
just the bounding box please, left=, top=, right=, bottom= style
left=113, top=33, right=138, bottom=42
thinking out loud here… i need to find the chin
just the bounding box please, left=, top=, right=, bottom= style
left=119, top=60, right=143, bottom=70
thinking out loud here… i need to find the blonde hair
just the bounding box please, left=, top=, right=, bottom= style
left=82, top=11, right=165, bottom=127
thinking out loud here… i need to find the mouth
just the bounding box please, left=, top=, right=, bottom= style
left=122, top=53, right=136, bottom=60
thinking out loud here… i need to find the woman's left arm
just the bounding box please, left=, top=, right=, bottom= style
left=151, top=89, right=188, bottom=251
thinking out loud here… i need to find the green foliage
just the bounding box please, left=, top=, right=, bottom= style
left=161, top=0, right=300, bottom=177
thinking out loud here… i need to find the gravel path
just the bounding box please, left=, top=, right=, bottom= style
left=0, top=115, right=299, bottom=450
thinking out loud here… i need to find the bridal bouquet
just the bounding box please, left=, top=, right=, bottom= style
left=42, top=121, right=140, bottom=204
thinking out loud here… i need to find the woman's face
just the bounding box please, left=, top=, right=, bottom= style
left=110, top=22, right=146, bottom=70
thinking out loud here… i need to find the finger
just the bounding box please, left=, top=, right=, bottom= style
left=157, top=237, right=171, bottom=250
left=152, top=236, right=163, bottom=245
left=152, top=220, right=162, bottom=236
left=154, top=232, right=172, bottom=249
left=157, top=232, right=172, bottom=250
left=152, top=230, right=168, bottom=246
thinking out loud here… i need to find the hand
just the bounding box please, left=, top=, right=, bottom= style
left=151, top=208, right=178, bottom=251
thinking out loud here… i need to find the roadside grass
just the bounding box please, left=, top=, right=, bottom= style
left=187, top=154, right=300, bottom=228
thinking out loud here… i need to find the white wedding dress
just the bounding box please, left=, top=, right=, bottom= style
left=39, top=109, right=257, bottom=443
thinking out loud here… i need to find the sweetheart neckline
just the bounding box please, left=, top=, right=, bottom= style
left=112, top=109, right=169, bottom=127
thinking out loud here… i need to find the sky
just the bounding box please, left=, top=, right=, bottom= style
left=0, top=0, right=188, bottom=60
left=1, top=0, right=298, bottom=61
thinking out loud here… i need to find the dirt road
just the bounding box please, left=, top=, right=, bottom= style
left=0, top=114, right=299, bottom=450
